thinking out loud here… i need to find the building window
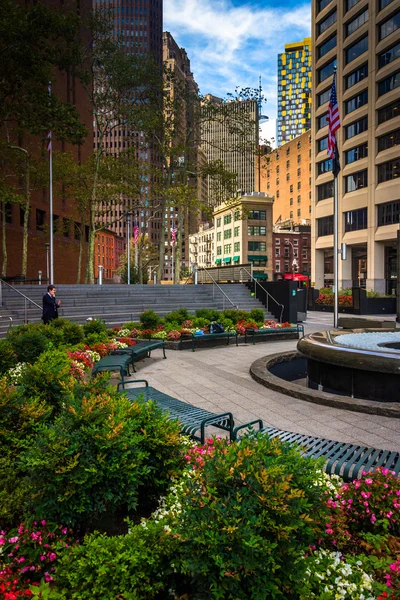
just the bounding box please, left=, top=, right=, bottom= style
left=248, top=210, right=266, bottom=220
left=344, top=208, right=367, bottom=231
left=276, top=238, right=281, bottom=245
left=286, top=147, right=290, bottom=156
left=297, top=141, right=302, bottom=149
left=345, top=8, right=368, bottom=37
left=345, top=142, right=368, bottom=164
left=378, top=158, right=400, bottom=183
left=317, top=34, right=337, bottom=58
left=276, top=190, right=280, bottom=198
left=378, top=71, right=400, bottom=96
left=345, top=116, right=368, bottom=139
left=377, top=201, right=400, bottom=225
left=378, top=41, right=400, bottom=69
left=317, top=10, right=337, bottom=35
left=345, top=36, right=368, bottom=65
left=290, top=184, right=293, bottom=192
left=290, top=211, right=293, bottom=219
left=223, top=214, right=232, bottom=225
left=74, top=222, right=80, bottom=241
left=318, top=59, right=336, bottom=83
left=378, top=128, right=400, bottom=152
left=317, top=158, right=333, bottom=174
left=318, top=136, right=329, bottom=152
left=378, top=100, right=400, bottom=125
left=318, top=215, right=334, bottom=236
left=286, top=173, right=290, bottom=181
left=217, top=246, right=222, bottom=255
left=223, top=244, right=232, bottom=253
left=345, top=90, right=368, bottom=114
left=275, top=247, right=280, bottom=257
left=276, top=165, right=280, bottom=173
left=276, top=178, right=279, bottom=185
left=248, top=226, right=266, bottom=235
left=344, top=169, right=368, bottom=192
left=275, top=262, right=281, bottom=272
left=290, top=197, right=293, bottom=205
left=297, top=182, right=301, bottom=190
left=297, top=209, right=301, bottom=217
left=317, top=87, right=331, bottom=107
left=346, top=0, right=361, bottom=11
left=234, top=226, right=240, bottom=237
left=345, top=63, right=368, bottom=89
left=248, top=241, right=266, bottom=251
left=379, top=12, right=400, bottom=41
left=317, top=181, right=334, bottom=200
left=216, top=231, right=221, bottom=241
left=234, top=242, right=240, bottom=252
left=234, top=210, right=240, bottom=221
left=317, top=112, right=328, bottom=129
left=297, top=195, right=301, bottom=203
left=298, top=154, right=301, bottom=163
left=216, top=217, right=221, bottom=227
left=223, top=229, right=232, bottom=239
left=63, top=218, right=69, bottom=238
left=36, top=209, right=46, bottom=231
left=379, top=0, right=394, bottom=10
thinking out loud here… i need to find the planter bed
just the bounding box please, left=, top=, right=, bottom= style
left=160, top=330, right=300, bottom=351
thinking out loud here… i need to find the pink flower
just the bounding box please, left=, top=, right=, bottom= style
left=41, top=520, right=46, bottom=526
left=8, top=536, right=18, bottom=543
left=62, top=528, right=68, bottom=535
left=370, top=514, right=376, bottom=524
left=40, top=555, right=46, bottom=562
left=49, top=553, right=57, bottom=562
left=325, top=528, right=334, bottom=534
left=361, top=491, right=371, bottom=499
left=364, top=478, right=373, bottom=485
left=381, top=468, right=389, bottom=475
left=347, top=498, right=353, bottom=504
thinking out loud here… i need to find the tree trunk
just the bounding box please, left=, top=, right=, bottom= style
left=1, top=203, right=7, bottom=277
left=157, top=198, right=167, bottom=283
left=76, top=232, right=83, bottom=284
left=85, top=148, right=101, bottom=284
left=86, top=224, right=95, bottom=284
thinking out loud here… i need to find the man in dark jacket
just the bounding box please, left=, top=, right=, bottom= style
left=42, top=285, right=60, bottom=324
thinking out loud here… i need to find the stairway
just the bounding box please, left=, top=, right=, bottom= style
left=0, top=283, right=273, bottom=335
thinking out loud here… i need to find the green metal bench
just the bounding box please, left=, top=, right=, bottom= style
left=112, top=340, right=166, bottom=372
left=191, top=331, right=238, bottom=352
left=244, top=324, right=304, bottom=344
left=233, top=421, right=400, bottom=481
left=92, top=354, right=132, bottom=382
left=118, top=380, right=234, bottom=443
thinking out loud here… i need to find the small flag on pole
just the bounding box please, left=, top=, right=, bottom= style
left=46, top=131, right=52, bottom=153
left=171, top=225, right=177, bottom=246
left=133, top=223, right=140, bottom=244
left=327, top=72, right=341, bottom=174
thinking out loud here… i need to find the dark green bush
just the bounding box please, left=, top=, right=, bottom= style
left=19, top=388, right=185, bottom=532
left=170, top=435, right=329, bottom=600
left=49, top=319, right=84, bottom=345
left=0, top=340, right=17, bottom=374
left=192, top=317, right=209, bottom=329
left=84, top=332, right=109, bottom=346
left=164, top=308, right=193, bottom=325
left=195, top=308, right=221, bottom=322
left=83, top=318, right=107, bottom=337
left=221, top=309, right=248, bottom=324
left=139, top=309, right=161, bottom=330
left=10, top=330, right=49, bottom=364
left=54, top=520, right=179, bottom=599
left=250, top=308, right=265, bottom=323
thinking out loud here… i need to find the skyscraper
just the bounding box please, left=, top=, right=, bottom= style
left=311, top=0, right=400, bottom=293
left=277, top=38, right=312, bottom=147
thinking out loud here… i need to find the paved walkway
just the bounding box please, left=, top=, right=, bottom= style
left=131, top=312, right=400, bottom=453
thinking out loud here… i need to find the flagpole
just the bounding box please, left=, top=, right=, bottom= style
left=48, top=83, right=54, bottom=285
left=127, top=213, right=131, bottom=285
left=172, top=243, right=175, bottom=284
left=333, top=169, right=339, bottom=328
left=135, top=220, right=138, bottom=271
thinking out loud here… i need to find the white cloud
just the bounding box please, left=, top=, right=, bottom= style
left=164, top=0, right=311, bottom=119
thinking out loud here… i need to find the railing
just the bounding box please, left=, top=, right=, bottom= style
left=239, top=267, right=284, bottom=323
left=0, top=279, right=41, bottom=324
left=198, top=267, right=238, bottom=310
left=197, top=263, right=254, bottom=284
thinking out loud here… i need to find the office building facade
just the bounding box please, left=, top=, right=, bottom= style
left=277, top=38, right=312, bottom=147
left=312, top=0, right=400, bottom=293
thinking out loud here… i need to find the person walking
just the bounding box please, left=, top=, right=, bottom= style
left=42, top=284, right=60, bottom=324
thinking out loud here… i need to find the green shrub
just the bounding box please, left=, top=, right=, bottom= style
left=221, top=309, right=248, bottom=324
left=218, top=317, right=234, bottom=331
left=122, top=321, right=141, bottom=331
left=54, top=520, right=179, bottom=599
left=0, top=340, right=17, bottom=374
left=192, top=317, right=210, bottom=329
left=84, top=332, right=109, bottom=346
left=249, top=308, right=265, bottom=323
left=164, top=308, right=193, bottom=325
left=168, top=435, right=329, bottom=600
left=195, top=308, right=221, bottom=322
left=83, top=318, right=107, bottom=337
left=10, top=330, right=49, bottom=364
left=139, top=309, right=161, bottom=330
left=49, top=319, right=84, bottom=345
left=19, top=388, right=185, bottom=532
left=164, top=320, right=181, bottom=333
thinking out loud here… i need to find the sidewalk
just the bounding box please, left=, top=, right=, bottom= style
left=132, top=316, right=400, bottom=453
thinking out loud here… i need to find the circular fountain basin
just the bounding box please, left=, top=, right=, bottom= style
left=297, top=330, right=400, bottom=403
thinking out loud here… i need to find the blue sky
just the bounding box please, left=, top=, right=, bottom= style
left=164, top=0, right=311, bottom=144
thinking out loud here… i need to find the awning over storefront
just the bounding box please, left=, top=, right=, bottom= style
left=253, top=272, right=268, bottom=280
left=233, top=256, right=240, bottom=262
left=215, top=258, right=222, bottom=264
left=223, top=257, right=232, bottom=263
left=248, top=255, right=268, bottom=261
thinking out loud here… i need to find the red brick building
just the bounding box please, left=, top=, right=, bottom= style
left=0, top=0, right=92, bottom=284
left=273, top=225, right=311, bottom=277
left=94, top=230, right=125, bottom=280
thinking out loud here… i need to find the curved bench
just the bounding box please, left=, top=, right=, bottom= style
left=112, top=340, right=166, bottom=372
left=118, top=380, right=234, bottom=443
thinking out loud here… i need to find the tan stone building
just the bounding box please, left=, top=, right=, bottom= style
left=312, top=0, right=400, bottom=292
left=189, top=223, right=215, bottom=269
left=212, top=193, right=274, bottom=279
left=259, top=130, right=312, bottom=226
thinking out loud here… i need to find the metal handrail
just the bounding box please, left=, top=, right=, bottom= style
left=198, top=267, right=238, bottom=310
left=0, top=279, right=41, bottom=324
left=239, top=267, right=284, bottom=323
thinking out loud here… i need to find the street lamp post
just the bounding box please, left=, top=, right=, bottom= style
left=45, top=243, right=50, bottom=282
left=126, top=213, right=132, bottom=285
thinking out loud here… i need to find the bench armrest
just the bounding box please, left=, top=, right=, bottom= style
left=200, top=412, right=234, bottom=442
left=232, top=419, right=264, bottom=441
left=118, top=379, right=149, bottom=391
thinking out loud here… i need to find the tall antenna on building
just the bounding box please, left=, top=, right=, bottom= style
left=257, top=76, right=268, bottom=123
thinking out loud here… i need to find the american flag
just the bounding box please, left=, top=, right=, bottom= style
left=133, top=224, right=139, bottom=244
left=327, top=73, right=340, bottom=161
left=171, top=225, right=177, bottom=245
left=46, top=131, right=52, bottom=153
